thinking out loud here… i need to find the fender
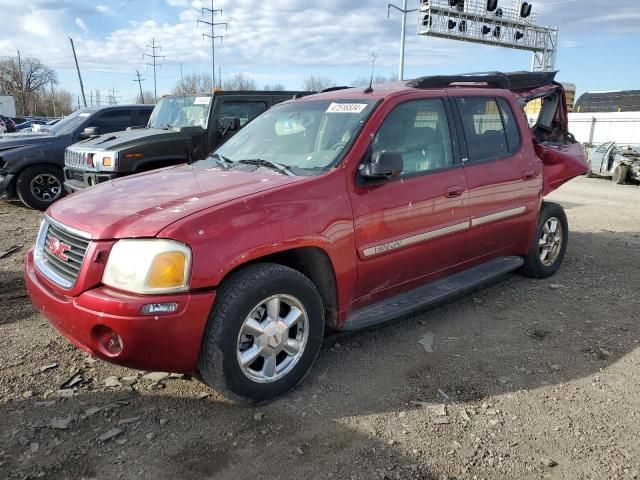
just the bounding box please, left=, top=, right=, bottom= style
left=158, top=169, right=360, bottom=315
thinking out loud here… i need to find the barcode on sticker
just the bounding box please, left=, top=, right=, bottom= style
left=326, top=103, right=367, bottom=113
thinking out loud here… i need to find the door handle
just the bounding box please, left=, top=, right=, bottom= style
left=522, top=170, right=537, bottom=181
left=444, top=186, right=465, bottom=198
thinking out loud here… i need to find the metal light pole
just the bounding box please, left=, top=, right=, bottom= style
left=388, top=1, right=418, bottom=81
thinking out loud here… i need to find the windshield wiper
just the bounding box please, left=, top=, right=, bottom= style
left=237, top=159, right=295, bottom=176
left=210, top=153, right=235, bottom=169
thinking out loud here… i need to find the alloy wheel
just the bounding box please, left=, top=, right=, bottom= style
left=30, top=174, right=62, bottom=202
left=538, top=217, right=563, bottom=267
left=236, top=294, right=309, bottom=383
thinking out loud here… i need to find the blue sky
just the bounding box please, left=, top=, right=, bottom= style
left=0, top=0, right=638, bottom=104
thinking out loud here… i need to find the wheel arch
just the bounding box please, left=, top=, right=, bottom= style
left=216, top=246, right=339, bottom=328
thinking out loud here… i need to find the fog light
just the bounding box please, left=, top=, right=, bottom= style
left=141, top=302, right=179, bottom=315
left=94, top=325, right=123, bottom=355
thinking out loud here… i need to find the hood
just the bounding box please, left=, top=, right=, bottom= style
left=74, top=128, right=185, bottom=152
left=0, top=131, right=55, bottom=149
left=48, top=164, right=304, bottom=240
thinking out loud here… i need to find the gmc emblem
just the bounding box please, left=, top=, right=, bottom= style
left=47, top=237, right=71, bottom=262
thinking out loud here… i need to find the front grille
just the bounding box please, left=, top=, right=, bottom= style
left=35, top=219, right=91, bottom=288
left=65, top=149, right=89, bottom=169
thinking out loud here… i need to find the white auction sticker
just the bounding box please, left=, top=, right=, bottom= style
left=78, top=113, right=91, bottom=117
left=326, top=103, right=368, bottom=114
left=193, top=96, right=211, bottom=105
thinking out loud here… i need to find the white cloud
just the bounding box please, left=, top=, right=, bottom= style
left=96, top=5, right=110, bottom=14
left=75, top=18, right=88, bottom=34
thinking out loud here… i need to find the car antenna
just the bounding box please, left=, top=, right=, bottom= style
left=364, top=52, right=377, bottom=93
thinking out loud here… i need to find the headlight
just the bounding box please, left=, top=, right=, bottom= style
left=102, top=239, right=192, bottom=294
left=94, top=151, right=118, bottom=171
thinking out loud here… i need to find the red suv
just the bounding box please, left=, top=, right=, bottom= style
left=26, top=72, right=587, bottom=402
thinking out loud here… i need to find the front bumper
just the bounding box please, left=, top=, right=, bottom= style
left=25, top=249, right=216, bottom=373
left=64, top=167, right=118, bottom=193
left=0, top=172, right=15, bottom=199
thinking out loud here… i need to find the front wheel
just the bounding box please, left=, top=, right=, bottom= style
left=612, top=164, right=628, bottom=185
left=199, top=263, right=325, bottom=403
left=520, top=202, right=568, bottom=279
left=16, top=165, right=66, bottom=210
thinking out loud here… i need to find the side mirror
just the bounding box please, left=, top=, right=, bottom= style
left=361, top=151, right=403, bottom=179
left=217, top=116, right=241, bottom=135
left=79, top=127, right=99, bottom=139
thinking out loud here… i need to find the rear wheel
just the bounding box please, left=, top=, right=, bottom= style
left=612, top=164, right=628, bottom=185
left=16, top=165, right=66, bottom=210
left=199, top=263, right=325, bottom=403
left=520, top=202, right=568, bottom=279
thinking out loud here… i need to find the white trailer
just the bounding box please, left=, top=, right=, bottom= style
left=0, top=96, right=17, bottom=117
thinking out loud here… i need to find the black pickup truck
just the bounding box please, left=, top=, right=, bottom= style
left=63, top=91, right=308, bottom=192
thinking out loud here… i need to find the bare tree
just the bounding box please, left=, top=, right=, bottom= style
left=172, top=73, right=213, bottom=95
left=263, top=83, right=286, bottom=91
left=350, top=74, right=397, bottom=87
left=222, top=73, right=257, bottom=91
left=136, top=90, right=157, bottom=104
left=303, top=75, right=336, bottom=92
left=0, top=55, right=58, bottom=115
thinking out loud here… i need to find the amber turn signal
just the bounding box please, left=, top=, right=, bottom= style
left=147, top=252, right=187, bottom=289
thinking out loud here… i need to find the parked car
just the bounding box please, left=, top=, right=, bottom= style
left=585, top=141, right=640, bottom=184
left=64, top=91, right=309, bottom=193
left=15, top=119, right=48, bottom=131
left=0, top=117, right=5, bottom=134
left=0, top=105, right=153, bottom=210
left=0, top=115, right=16, bottom=133
left=26, top=72, right=587, bottom=403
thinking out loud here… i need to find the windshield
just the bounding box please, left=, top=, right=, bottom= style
left=148, top=95, right=212, bottom=129
left=49, top=109, right=93, bottom=135
left=198, top=99, right=377, bottom=175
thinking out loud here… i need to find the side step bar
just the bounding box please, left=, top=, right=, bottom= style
left=340, top=256, right=524, bottom=331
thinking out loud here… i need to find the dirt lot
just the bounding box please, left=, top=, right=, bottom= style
left=1, top=176, right=639, bottom=480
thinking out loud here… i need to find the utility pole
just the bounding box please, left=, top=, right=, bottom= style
left=134, top=70, right=146, bottom=103
left=69, top=38, right=87, bottom=107
left=51, top=80, right=56, bottom=117
left=90, top=90, right=94, bottom=107
left=388, top=0, right=418, bottom=81
left=109, top=87, right=119, bottom=105
left=218, top=65, right=221, bottom=89
left=197, top=2, right=227, bottom=90
left=17, top=50, right=25, bottom=115
left=143, top=38, right=165, bottom=102
left=95, top=89, right=101, bottom=107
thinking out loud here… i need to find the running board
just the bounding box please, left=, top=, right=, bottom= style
left=340, top=256, right=524, bottom=331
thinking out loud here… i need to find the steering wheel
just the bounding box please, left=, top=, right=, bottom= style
left=331, top=141, right=348, bottom=151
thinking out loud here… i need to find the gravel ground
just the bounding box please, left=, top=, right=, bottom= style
left=1, top=176, right=639, bottom=480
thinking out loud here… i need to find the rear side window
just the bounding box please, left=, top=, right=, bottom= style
left=137, top=108, right=153, bottom=126
left=91, top=109, right=136, bottom=135
left=456, top=97, right=510, bottom=162
left=497, top=98, right=521, bottom=155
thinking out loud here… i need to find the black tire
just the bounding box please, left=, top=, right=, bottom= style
left=16, top=165, right=66, bottom=211
left=520, top=202, right=568, bottom=279
left=199, top=263, right=325, bottom=403
left=612, top=164, right=628, bottom=185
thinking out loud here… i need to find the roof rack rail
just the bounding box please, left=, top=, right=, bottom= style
left=320, top=86, right=352, bottom=93
left=406, top=71, right=558, bottom=91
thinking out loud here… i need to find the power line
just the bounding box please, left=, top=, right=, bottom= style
left=143, top=37, right=165, bottom=102
left=197, top=1, right=227, bottom=90
left=134, top=70, right=146, bottom=103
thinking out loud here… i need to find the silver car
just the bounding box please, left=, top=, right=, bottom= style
left=586, top=141, right=640, bottom=185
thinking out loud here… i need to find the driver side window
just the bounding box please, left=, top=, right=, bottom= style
left=373, top=99, right=454, bottom=176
